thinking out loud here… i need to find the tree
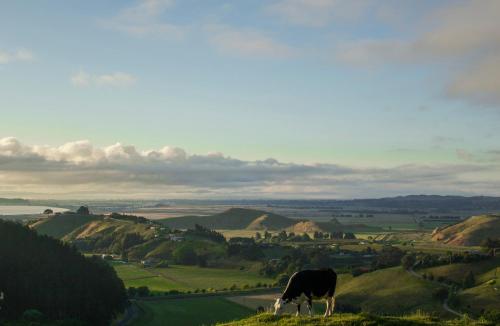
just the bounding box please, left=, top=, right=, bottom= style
left=432, top=287, right=449, bottom=301
left=255, top=232, right=262, bottom=240
left=122, top=233, right=144, bottom=251
left=401, top=253, right=416, bottom=270
left=276, top=274, right=289, bottom=287
left=136, top=286, right=150, bottom=297
left=277, top=230, right=288, bottom=242
left=76, top=205, right=90, bottom=215
left=463, top=271, right=475, bottom=288
left=374, top=246, right=404, bottom=269
left=343, top=232, right=356, bottom=240
left=0, top=220, right=127, bottom=325
left=173, top=244, right=198, bottom=265
left=264, top=231, right=272, bottom=240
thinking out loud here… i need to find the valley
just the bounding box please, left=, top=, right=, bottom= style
left=2, top=196, right=500, bottom=325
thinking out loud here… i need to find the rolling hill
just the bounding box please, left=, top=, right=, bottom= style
left=31, top=212, right=103, bottom=238
left=420, top=257, right=500, bottom=315
left=431, top=214, right=500, bottom=246
left=158, top=208, right=297, bottom=230
left=335, top=267, right=445, bottom=316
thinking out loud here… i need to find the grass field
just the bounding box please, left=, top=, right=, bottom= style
left=420, top=257, right=500, bottom=285
left=228, top=269, right=446, bottom=317
left=335, top=266, right=446, bottom=316
left=132, top=297, right=254, bottom=326
left=114, top=263, right=274, bottom=292
left=216, top=312, right=491, bottom=326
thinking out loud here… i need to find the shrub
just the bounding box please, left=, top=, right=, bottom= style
left=432, top=287, right=449, bottom=301
left=483, top=310, right=500, bottom=323
left=22, top=309, right=44, bottom=322
left=137, top=286, right=150, bottom=297
left=401, top=253, right=416, bottom=270
left=463, top=271, right=475, bottom=288
left=276, top=274, right=289, bottom=287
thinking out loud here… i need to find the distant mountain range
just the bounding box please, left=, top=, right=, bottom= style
left=3, top=195, right=500, bottom=211
left=333, top=195, right=500, bottom=211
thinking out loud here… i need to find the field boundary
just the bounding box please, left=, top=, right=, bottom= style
left=137, top=286, right=282, bottom=301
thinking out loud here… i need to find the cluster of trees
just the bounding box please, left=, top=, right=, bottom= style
left=76, top=206, right=90, bottom=215
left=185, top=224, right=226, bottom=243
left=0, top=220, right=127, bottom=325
left=227, top=237, right=264, bottom=260
left=481, top=238, right=500, bottom=252
left=254, top=230, right=356, bottom=243
left=314, top=231, right=356, bottom=240
left=260, top=247, right=337, bottom=277
left=108, top=212, right=151, bottom=224
left=372, top=246, right=404, bottom=269
left=413, top=251, right=490, bottom=269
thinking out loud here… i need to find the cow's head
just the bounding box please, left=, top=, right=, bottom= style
left=273, top=298, right=286, bottom=315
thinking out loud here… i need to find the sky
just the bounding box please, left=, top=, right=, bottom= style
left=1, top=0, right=500, bottom=199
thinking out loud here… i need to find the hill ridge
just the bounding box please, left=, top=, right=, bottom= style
left=432, top=214, right=500, bottom=246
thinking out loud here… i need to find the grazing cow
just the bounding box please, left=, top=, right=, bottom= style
left=274, top=269, right=337, bottom=317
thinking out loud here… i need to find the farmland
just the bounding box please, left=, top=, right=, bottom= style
left=113, top=263, right=275, bottom=293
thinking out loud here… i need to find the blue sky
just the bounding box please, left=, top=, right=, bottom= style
left=1, top=0, right=500, bottom=198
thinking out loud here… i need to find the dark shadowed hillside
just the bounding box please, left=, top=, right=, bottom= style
left=0, top=220, right=127, bottom=325
left=31, top=212, right=103, bottom=238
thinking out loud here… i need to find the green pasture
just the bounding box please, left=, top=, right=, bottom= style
left=114, top=263, right=274, bottom=292
left=132, top=297, right=253, bottom=326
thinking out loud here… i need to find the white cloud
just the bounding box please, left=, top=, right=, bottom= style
left=0, top=49, right=35, bottom=64
left=102, top=0, right=185, bottom=40
left=1, top=137, right=500, bottom=199
left=70, top=70, right=136, bottom=87
left=266, top=0, right=372, bottom=27
left=204, top=24, right=294, bottom=58
left=335, top=0, right=500, bottom=107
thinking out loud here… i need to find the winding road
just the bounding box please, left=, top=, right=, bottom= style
left=407, top=267, right=463, bottom=318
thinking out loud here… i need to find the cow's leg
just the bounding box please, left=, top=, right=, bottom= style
left=307, top=297, right=313, bottom=316
left=330, top=297, right=336, bottom=316
left=296, top=304, right=301, bottom=316
left=324, top=298, right=330, bottom=317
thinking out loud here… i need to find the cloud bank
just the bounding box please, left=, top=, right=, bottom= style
left=1, top=137, right=499, bottom=199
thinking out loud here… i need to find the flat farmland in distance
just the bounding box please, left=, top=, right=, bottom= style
left=132, top=297, right=253, bottom=326
left=114, top=263, right=274, bottom=292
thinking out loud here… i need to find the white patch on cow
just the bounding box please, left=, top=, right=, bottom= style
left=273, top=298, right=285, bottom=315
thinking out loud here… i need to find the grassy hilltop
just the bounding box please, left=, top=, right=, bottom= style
left=432, top=214, right=500, bottom=246
left=217, top=313, right=493, bottom=326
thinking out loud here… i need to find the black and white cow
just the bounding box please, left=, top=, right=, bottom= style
left=274, top=269, right=337, bottom=317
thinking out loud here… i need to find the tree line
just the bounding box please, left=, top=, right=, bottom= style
left=0, top=220, right=127, bottom=325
